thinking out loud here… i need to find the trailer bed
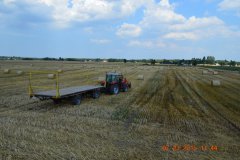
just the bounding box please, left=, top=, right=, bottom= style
left=33, top=85, right=103, bottom=99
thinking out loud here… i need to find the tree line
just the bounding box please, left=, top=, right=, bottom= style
left=0, top=56, right=238, bottom=66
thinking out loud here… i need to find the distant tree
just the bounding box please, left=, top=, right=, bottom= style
left=66, top=58, right=78, bottom=61
left=196, top=58, right=202, bottom=64
left=108, top=58, right=121, bottom=62
left=191, top=58, right=197, bottom=66
left=186, top=60, right=192, bottom=65
left=151, top=59, right=156, bottom=65
left=172, top=60, right=179, bottom=65
left=178, top=59, right=185, bottom=65
left=202, top=56, right=206, bottom=64
left=229, top=60, right=236, bottom=67
left=22, top=57, right=34, bottom=60
left=206, top=56, right=215, bottom=64
left=123, top=59, right=127, bottom=63
left=43, top=57, right=56, bottom=61
left=95, top=58, right=101, bottom=62
left=218, top=61, right=226, bottom=66
left=162, top=59, right=170, bottom=64
left=128, top=59, right=135, bottom=63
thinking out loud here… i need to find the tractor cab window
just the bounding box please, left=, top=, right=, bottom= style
left=106, top=74, right=117, bottom=83
left=106, top=75, right=112, bottom=83
left=112, top=75, right=117, bottom=82
left=106, top=74, right=122, bottom=83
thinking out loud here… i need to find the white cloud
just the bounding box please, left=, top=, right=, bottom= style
left=167, top=16, right=240, bottom=40
left=140, top=0, right=185, bottom=27
left=3, top=0, right=15, bottom=5
left=1, top=0, right=240, bottom=40
left=164, top=32, right=199, bottom=40
left=169, top=16, right=224, bottom=31
left=128, top=40, right=153, bottom=48
left=122, top=0, right=240, bottom=41
left=120, top=0, right=150, bottom=16
left=128, top=40, right=165, bottom=48
left=137, top=0, right=239, bottom=40
left=218, top=0, right=240, bottom=16
left=0, top=0, right=151, bottom=28
left=83, top=27, right=93, bottom=34
left=163, top=16, right=229, bottom=40
left=48, top=0, right=114, bottom=28
left=116, top=23, right=142, bottom=37
left=218, top=0, right=240, bottom=11
left=1, top=0, right=114, bottom=28
left=90, top=38, right=110, bottom=44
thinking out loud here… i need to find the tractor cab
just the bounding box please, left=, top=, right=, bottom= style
left=104, top=72, right=131, bottom=94
left=106, top=72, right=122, bottom=83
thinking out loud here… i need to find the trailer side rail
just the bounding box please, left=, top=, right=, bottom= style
left=28, top=71, right=60, bottom=98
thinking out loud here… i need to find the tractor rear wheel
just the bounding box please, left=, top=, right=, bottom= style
left=128, top=82, right=131, bottom=89
left=123, top=84, right=128, bottom=92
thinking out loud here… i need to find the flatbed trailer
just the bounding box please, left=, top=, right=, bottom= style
left=33, top=85, right=103, bottom=99
left=32, top=85, right=103, bottom=104
left=28, top=71, right=103, bottom=105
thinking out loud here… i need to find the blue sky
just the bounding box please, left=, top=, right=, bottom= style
left=0, top=0, right=240, bottom=60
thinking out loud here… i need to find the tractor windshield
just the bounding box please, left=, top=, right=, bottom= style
left=106, top=74, right=117, bottom=83
left=106, top=75, right=113, bottom=83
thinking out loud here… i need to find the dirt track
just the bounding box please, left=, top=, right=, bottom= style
left=0, top=61, right=239, bottom=159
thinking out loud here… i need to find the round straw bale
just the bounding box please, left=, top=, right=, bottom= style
left=4, top=69, right=10, bottom=74
left=202, top=70, right=208, bottom=74
left=211, top=80, right=221, bottom=86
left=48, top=74, right=56, bottom=79
left=16, top=70, right=24, bottom=75
left=137, top=75, right=144, bottom=80
left=57, top=69, right=63, bottom=73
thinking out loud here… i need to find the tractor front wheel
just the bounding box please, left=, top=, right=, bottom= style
left=112, top=85, right=119, bottom=95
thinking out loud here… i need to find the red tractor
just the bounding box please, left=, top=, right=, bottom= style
left=100, top=72, right=131, bottom=94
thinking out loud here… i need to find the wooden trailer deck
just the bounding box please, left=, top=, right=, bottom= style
left=33, top=85, right=103, bottom=99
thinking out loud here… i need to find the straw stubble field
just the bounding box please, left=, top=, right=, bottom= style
left=0, top=60, right=239, bottom=159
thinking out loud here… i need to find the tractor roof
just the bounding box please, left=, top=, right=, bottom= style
left=106, top=72, right=122, bottom=76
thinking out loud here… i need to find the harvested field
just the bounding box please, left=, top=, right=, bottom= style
left=0, top=60, right=240, bottom=159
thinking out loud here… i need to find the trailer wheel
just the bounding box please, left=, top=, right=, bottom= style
left=53, top=99, right=61, bottom=104
left=93, top=90, right=100, bottom=99
left=112, top=85, right=119, bottom=95
left=72, top=96, right=81, bottom=105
